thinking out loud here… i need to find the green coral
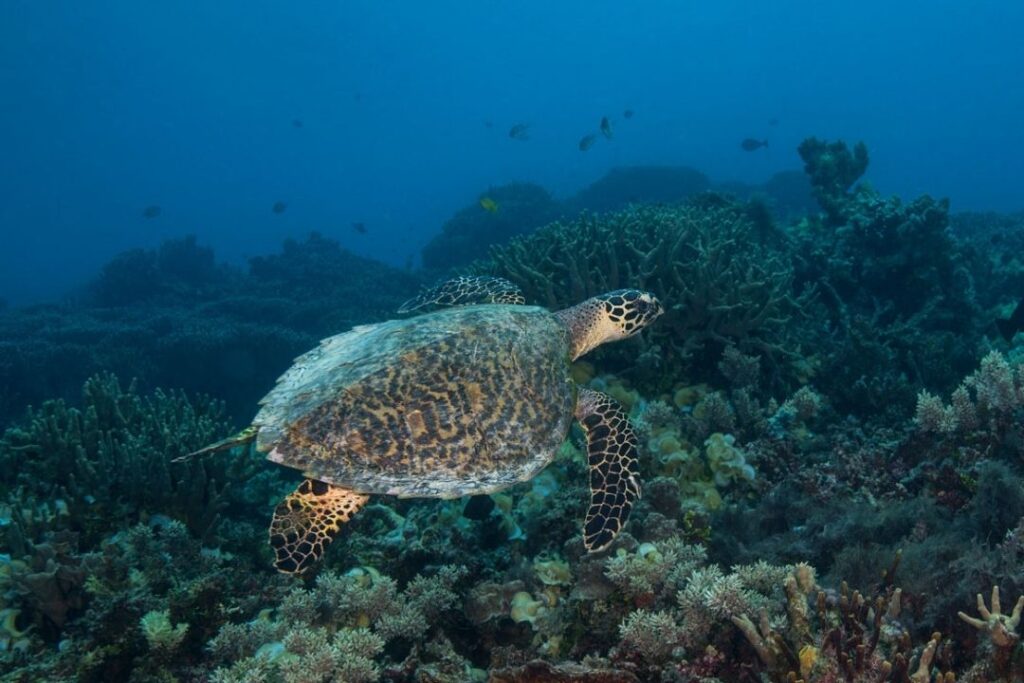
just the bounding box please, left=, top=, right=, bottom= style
left=476, top=199, right=814, bottom=390
left=797, top=136, right=869, bottom=225
left=139, top=608, right=189, bottom=656
left=0, top=373, right=256, bottom=544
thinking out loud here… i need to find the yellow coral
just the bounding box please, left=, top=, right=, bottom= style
left=799, top=644, right=818, bottom=679
left=533, top=556, right=572, bottom=586
left=510, top=591, right=546, bottom=626
left=673, top=383, right=709, bottom=408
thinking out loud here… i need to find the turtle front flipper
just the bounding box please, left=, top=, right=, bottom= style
left=575, top=388, right=641, bottom=552
left=398, top=275, right=525, bottom=313
left=269, top=479, right=368, bottom=574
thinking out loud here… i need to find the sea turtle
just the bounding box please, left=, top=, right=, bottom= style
left=191, top=276, right=663, bottom=574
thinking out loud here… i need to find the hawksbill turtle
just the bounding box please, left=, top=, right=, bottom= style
left=191, top=276, right=663, bottom=574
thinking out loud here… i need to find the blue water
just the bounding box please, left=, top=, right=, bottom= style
left=1, top=1, right=1022, bottom=304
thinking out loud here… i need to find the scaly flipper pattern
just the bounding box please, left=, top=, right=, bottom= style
left=575, top=387, right=641, bottom=551
left=398, top=276, right=525, bottom=314
left=269, top=479, right=368, bottom=574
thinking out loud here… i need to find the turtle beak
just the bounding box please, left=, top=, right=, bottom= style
left=641, top=293, right=664, bottom=324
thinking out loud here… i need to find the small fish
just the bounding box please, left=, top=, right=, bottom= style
left=479, top=197, right=499, bottom=213
left=292, top=119, right=304, bottom=128
left=768, top=118, right=779, bottom=126
left=578, top=133, right=597, bottom=151
left=508, top=123, right=530, bottom=141
left=741, top=138, right=769, bottom=151
left=352, top=222, right=367, bottom=234
left=600, top=116, right=613, bottom=139
left=142, top=205, right=161, bottom=219
left=996, top=298, right=1024, bottom=341
left=272, top=201, right=287, bottom=214
left=623, top=109, right=634, bottom=119
left=483, top=119, right=494, bottom=129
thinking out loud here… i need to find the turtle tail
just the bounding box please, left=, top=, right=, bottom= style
left=176, top=426, right=258, bottom=462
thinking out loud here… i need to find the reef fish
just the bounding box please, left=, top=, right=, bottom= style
left=352, top=222, right=367, bottom=234
left=996, top=298, right=1024, bottom=341
left=623, top=108, right=634, bottom=119
left=508, top=123, right=530, bottom=141
left=741, top=138, right=769, bottom=151
left=292, top=119, right=304, bottom=128
left=600, top=116, right=613, bottom=139
left=479, top=197, right=499, bottom=213
left=578, top=134, right=597, bottom=151
left=272, top=201, right=287, bottom=214
left=142, top=205, right=161, bottom=219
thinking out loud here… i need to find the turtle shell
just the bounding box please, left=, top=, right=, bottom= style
left=254, top=305, right=576, bottom=498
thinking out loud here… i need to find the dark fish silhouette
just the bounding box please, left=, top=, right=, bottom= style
left=768, top=118, right=779, bottom=126
left=996, top=299, right=1024, bottom=341
left=142, top=205, right=161, bottom=219
left=741, top=138, right=768, bottom=151
left=272, top=201, right=287, bottom=214
left=600, top=116, right=613, bottom=139
left=292, top=119, right=304, bottom=128
left=623, top=109, right=634, bottom=119
left=578, top=133, right=598, bottom=151
left=483, top=119, right=494, bottom=129
left=352, top=222, right=367, bottom=234
left=508, top=123, right=530, bottom=141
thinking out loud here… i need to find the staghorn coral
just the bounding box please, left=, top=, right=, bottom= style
left=477, top=198, right=815, bottom=391
left=0, top=373, right=260, bottom=544
left=797, top=137, right=869, bottom=225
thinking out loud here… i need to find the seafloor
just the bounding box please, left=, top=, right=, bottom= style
left=2, top=139, right=1024, bottom=682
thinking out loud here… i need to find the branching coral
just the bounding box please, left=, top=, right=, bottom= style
left=477, top=199, right=815, bottom=390
left=797, top=137, right=869, bottom=225
left=915, top=351, right=1023, bottom=452
left=0, top=373, right=255, bottom=543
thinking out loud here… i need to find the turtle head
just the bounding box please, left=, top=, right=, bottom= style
left=557, top=289, right=663, bottom=360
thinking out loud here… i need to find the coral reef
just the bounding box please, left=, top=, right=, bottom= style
left=421, top=183, right=561, bottom=270
left=0, top=232, right=421, bottom=427
left=478, top=196, right=815, bottom=393
left=561, top=166, right=711, bottom=216
left=2, top=138, right=1024, bottom=681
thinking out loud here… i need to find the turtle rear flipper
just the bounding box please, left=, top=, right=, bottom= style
left=398, top=276, right=525, bottom=313
left=575, top=388, right=641, bottom=552
left=269, top=479, right=368, bottom=574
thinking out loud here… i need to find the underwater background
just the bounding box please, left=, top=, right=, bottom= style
left=2, top=1, right=1024, bottom=681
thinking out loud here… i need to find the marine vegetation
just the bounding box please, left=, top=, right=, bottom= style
left=2, top=138, right=1024, bottom=682
left=476, top=196, right=814, bottom=393
left=421, top=183, right=560, bottom=270
left=0, top=232, right=421, bottom=428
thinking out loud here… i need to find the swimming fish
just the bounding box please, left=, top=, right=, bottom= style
left=352, top=222, right=367, bottom=234
left=768, top=118, right=779, bottom=126
left=741, top=138, right=769, bottom=151
left=600, top=116, right=613, bottom=139
left=578, top=134, right=598, bottom=151
left=292, top=119, right=304, bottom=128
left=996, top=298, right=1024, bottom=341
left=142, top=205, right=161, bottom=219
left=623, top=109, right=634, bottom=119
left=479, top=197, right=499, bottom=213
left=508, top=123, right=530, bottom=141
left=272, top=201, right=287, bottom=214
